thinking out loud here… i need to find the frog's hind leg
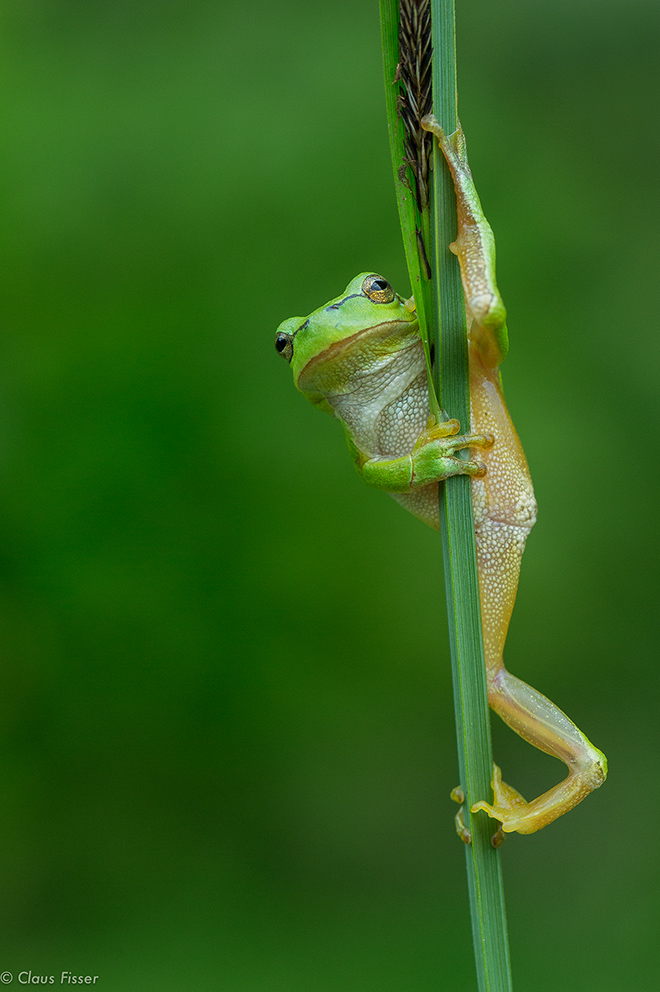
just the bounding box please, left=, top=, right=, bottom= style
left=472, top=485, right=606, bottom=835
left=473, top=667, right=608, bottom=834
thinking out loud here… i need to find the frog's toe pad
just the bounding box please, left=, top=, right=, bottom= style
left=464, top=460, right=487, bottom=478
left=491, top=826, right=505, bottom=848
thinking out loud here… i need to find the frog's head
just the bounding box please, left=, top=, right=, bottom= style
left=275, top=273, right=418, bottom=408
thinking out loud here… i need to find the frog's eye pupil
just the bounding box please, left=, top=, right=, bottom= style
left=275, top=331, right=294, bottom=363
left=372, top=279, right=388, bottom=291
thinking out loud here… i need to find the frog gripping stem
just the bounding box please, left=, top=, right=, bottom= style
left=421, top=113, right=509, bottom=368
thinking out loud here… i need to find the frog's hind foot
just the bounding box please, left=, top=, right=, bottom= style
left=451, top=784, right=504, bottom=846
left=472, top=755, right=607, bottom=836
left=471, top=765, right=529, bottom=834
left=450, top=787, right=471, bottom=845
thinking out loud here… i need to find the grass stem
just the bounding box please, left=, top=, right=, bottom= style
left=380, top=2, right=514, bottom=988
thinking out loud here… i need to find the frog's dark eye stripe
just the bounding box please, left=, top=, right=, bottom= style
left=361, top=274, right=395, bottom=304
left=325, top=294, right=361, bottom=312
left=275, top=332, right=294, bottom=363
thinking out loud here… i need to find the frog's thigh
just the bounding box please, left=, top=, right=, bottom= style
left=474, top=518, right=528, bottom=673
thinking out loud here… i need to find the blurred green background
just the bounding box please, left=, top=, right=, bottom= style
left=0, top=0, right=658, bottom=988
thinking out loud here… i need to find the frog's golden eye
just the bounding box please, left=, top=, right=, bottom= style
left=361, top=274, right=395, bottom=304
left=275, top=331, right=294, bottom=363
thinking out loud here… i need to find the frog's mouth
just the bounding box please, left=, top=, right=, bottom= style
left=297, top=319, right=417, bottom=393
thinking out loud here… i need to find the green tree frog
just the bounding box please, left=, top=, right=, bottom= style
left=275, top=118, right=606, bottom=835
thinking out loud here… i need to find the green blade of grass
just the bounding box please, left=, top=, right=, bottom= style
left=431, top=2, right=512, bottom=988
left=380, top=2, right=514, bottom=989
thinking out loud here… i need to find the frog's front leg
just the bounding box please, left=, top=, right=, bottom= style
left=349, top=419, right=493, bottom=492
left=421, top=113, right=508, bottom=371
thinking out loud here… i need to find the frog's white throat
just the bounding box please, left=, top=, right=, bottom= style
left=328, top=336, right=430, bottom=460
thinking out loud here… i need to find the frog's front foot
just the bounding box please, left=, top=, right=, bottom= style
left=421, top=416, right=494, bottom=450
left=412, top=418, right=494, bottom=482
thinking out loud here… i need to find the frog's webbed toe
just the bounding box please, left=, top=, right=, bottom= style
left=471, top=765, right=530, bottom=833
